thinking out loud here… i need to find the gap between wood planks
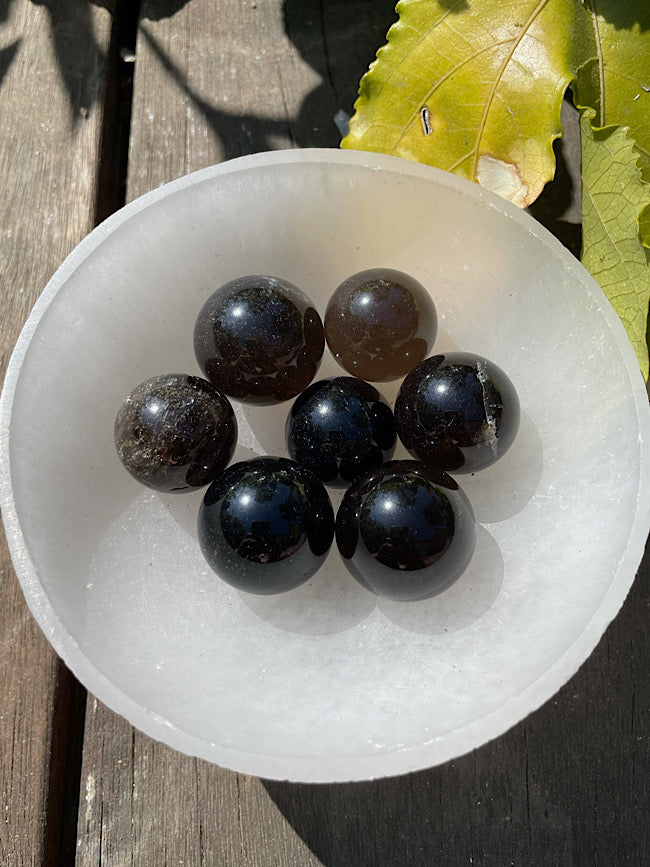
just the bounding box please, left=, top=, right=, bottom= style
left=95, top=0, right=141, bottom=223
left=44, top=2, right=141, bottom=863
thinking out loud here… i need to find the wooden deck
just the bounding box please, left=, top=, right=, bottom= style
left=1, top=2, right=648, bottom=864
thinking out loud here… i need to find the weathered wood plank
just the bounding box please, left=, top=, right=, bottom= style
left=79, top=696, right=321, bottom=866
left=74, top=1, right=648, bottom=865
left=0, top=2, right=114, bottom=864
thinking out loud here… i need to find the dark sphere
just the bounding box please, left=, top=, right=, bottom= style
left=193, top=275, right=325, bottom=404
left=394, top=352, right=520, bottom=473
left=114, top=374, right=237, bottom=493
left=335, top=461, right=476, bottom=601
left=198, top=457, right=335, bottom=595
left=324, top=268, right=437, bottom=382
left=285, top=377, right=396, bottom=487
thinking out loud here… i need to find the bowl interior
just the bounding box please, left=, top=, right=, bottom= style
left=3, top=149, right=649, bottom=781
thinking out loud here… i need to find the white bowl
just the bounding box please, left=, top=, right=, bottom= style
left=2, top=149, right=649, bottom=782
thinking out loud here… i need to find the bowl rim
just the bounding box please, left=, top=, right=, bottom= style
left=1, top=147, right=649, bottom=782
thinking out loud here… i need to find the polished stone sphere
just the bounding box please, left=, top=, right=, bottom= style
left=285, top=377, right=396, bottom=487
left=194, top=275, right=324, bottom=404
left=324, top=268, right=437, bottom=382
left=198, top=457, right=335, bottom=595
left=335, top=460, right=476, bottom=601
left=394, top=352, right=520, bottom=473
left=114, top=373, right=237, bottom=493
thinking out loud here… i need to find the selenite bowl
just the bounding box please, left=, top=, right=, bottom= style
left=1, top=149, right=649, bottom=782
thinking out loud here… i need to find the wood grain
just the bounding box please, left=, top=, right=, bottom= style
left=70, top=1, right=648, bottom=866
left=0, top=2, right=113, bottom=864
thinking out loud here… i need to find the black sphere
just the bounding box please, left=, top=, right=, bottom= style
left=114, top=373, right=237, bottom=493
left=198, top=457, right=335, bottom=595
left=285, top=377, right=396, bottom=487
left=394, top=352, right=520, bottom=473
left=335, top=460, right=476, bottom=601
left=193, top=275, right=324, bottom=405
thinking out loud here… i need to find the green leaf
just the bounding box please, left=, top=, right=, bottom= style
left=574, top=2, right=650, bottom=175
left=574, top=1, right=650, bottom=247
left=580, top=108, right=650, bottom=378
left=342, top=0, right=590, bottom=207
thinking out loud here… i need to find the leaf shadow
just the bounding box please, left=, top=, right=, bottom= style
left=89, top=0, right=193, bottom=19
left=283, top=0, right=400, bottom=144
left=437, top=0, right=470, bottom=11
left=28, top=0, right=106, bottom=125
left=0, top=0, right=14, bottom=24
left=140, top=24, right=290, bottom=159
left=0, top=37, right=20, bottom=90
left=526, top=135, right=582, bottom=258
left=140, top=0, right=193, bottom=20
left=527, top=95, right=582, bottom=257
left=584, top=0, right=650, bottom=32
left=20, top=0, right=196, bottom=127
left=136, top=0, right=399, bottom=156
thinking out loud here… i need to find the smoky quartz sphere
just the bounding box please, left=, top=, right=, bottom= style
left=198, top=457, right=335, bottom=595
left=324, top=268, right=437, bottom=382
left=335, top=461, right=476, bottom=601
left=394, top=352, right=520, bottom=474
left=285, top=377, right=396, bottom=487
left=114, top=374, right=237, bottom=493
left=194, top=275, right=325, bottom=405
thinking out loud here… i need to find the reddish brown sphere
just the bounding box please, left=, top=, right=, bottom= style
left=324, top=268, right=437, bottom=382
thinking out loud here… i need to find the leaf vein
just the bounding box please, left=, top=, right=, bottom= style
left=387, top=0, right=470, bottom=85
left=391, top=38, right=515, bottom=152
left=469, top=0, right=552, bottom=179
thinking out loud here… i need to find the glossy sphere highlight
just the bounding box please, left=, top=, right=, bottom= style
left=286, top=377, right=396, bottom=487
left=194, top=275, right=324, bottom=404
left=198, top=457, right=335, bottom=595
left=324, top=268, right=437, bottom=382
left=114, top=374, right=237, bottom=492
left=336, top=461, right=476, bottom=601
left=395, top=352, right=520, bottom=473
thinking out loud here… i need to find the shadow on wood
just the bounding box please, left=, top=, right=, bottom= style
left=136, top=0, right=399, bottom=158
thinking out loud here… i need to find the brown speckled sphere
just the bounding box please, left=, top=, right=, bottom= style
left=114, top=374, right=237, bottom=492
left=324, top=268, right=437, bottom=382
left=194, top=275, right=325, bottom=405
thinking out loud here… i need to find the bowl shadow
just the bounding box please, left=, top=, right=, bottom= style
left=458, top=410, right=543, bottom=524
left=238, top=547, right=376, bottom=636
left=377, top=526, right=504, bottom=635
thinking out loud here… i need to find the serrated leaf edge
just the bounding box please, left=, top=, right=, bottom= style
left=578, top=104, right=650, bottom=250
left=578, top=105, right=650, bottom=379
